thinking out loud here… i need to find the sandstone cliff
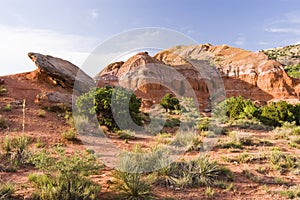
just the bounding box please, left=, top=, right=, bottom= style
left=97, top=44, right=300, bottom=110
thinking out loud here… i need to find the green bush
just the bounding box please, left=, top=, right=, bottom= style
left=260, top=101, right=295, bottom=127
left=216, top=96, right=300, bottom=127
left=29, top=148, right=101, bottom=200
left=76, top=86, right=142, bottom=131
left=214, top=96, right=259, bottom=122
left=160, top=93, right=180, bottom=112
left=285, top=64, right=300, bottom=78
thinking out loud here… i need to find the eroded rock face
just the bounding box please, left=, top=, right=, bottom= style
left=28, top=52, right=95, bottom=93
left=156, top=44, right=299, bottom=102
left=96, top=44, right=300, bottom=110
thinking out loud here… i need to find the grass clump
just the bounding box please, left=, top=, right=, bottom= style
left=0, top=182, right=14, bottom=199
left=172, top=131, right=202, bottom=152
left=0, top=85, right=7, bottom=96
left=279, top=186, right=300, bottom=199
left=37, top=109, right=46, bottom=118
left=0, top=116, right=8, bottom=130
left=113, top=145, right=153, bottom=199
left=61, top=129, right=78, bottom=141
left=3, top=103, right=11, bottom=112
left=270, top=149, right=299, bottom=171
left=28, top=147, right=101, bottom=200
left=116, top=130, right=136, bottom=140
left=155, top=155, right=227, bottom=189
left=205, top=187, right=215, bottom=198
left=0, top=134, right=31, bottom=171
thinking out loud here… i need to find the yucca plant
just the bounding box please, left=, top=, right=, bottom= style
left=189, top=155, right=220, bottom=186
left=113, top=170, right=151, bottom=200
left=113, top=145, right=152, bottom=199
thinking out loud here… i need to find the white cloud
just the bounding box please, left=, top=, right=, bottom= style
left=88, top=9, right=99, bottom=19
left=0, top=25, right=99, bottom=76
left=284, top=11, right=300, bottom=24
left=257, top=41, right=270, bottom=46
left=234, top=36, right=246, bottom=46
left=265, top=11, right=300, bottom=36
left=265, top=27, right=300, bottom=35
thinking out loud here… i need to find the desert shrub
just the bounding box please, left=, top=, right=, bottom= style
left=259, top=101, right=295, bottom=127
left=180, top=97, right=200, bottom=129
left=292, top=104, right=300, bottom=125
left=227, top=118, right=272, bottom=131
left=0, top=85, right=7, bottom=96
left=29, top=148, right=101, bottom=200
left=189, top=156, right=220, bottom=186
left=76, top=86, right=142, bottom=131
left=61, top=129, right=78, bottom=141
left=116, top=130, right=136, bottom=140
left=215, top=97, right=300, bottom=127
left=37, top=109, right=46, bottom=118
left=285, top=64, right=300, bottom=79
left=164, top=117, right=180, bottom=128
left=219, top=131, right=244, bottom=149
left=205, top=187, right=215, bottom=198
left=0, top=182, right=14, bottom=199
left=155, top=156, right=223, bottom=189
left=280, top=185, right=300, bottom=199
left=270, top=149, right=299, bottom=171
left=11, top=134, right=31, bottom=156
left=113, top=170, right=151, bottom=199
left=0, top=134, right=31, bottom=172
left=160, top=93, right=180, bottom=113
left=113, top=145, right=153, bottom=199
left=171, top=131, right=202, bottom=151
left=214, top=96, right=259, bottom=122
left=3, top=103, right=11, bottom=112
left=197, top=117, right=210, bottom=131
left=0, top=116, right=8, bottom=130
left=155, top=132, right=172, bottom=144
left=2, top=135, right=11, bottom=154
left=273, top=122, right=300, bottom=140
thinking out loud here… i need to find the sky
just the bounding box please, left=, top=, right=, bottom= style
left=0, top=0, right=300, bottom=76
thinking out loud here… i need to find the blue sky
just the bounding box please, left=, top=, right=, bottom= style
left=0, top=0, right=300, bottom=75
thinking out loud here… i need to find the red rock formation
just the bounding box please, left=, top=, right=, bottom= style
left=96, top=44, right=300, bottom=110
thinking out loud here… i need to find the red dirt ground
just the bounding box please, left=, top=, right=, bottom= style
left=0, top=71, right=298, bottom=199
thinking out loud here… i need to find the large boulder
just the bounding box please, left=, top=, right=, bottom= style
left=28, top=52, right=95, bottom=94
